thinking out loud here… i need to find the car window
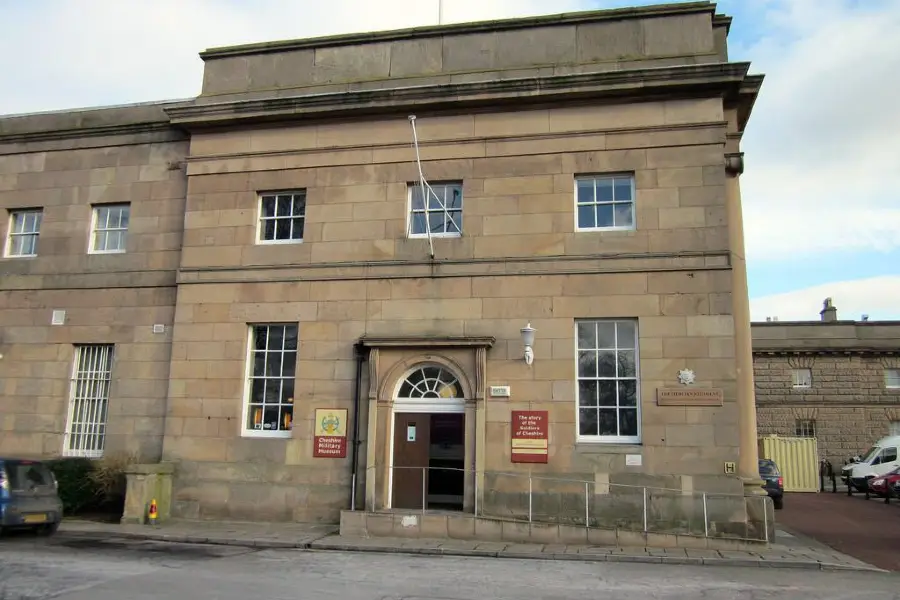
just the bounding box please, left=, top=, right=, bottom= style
left=6, top=461, right=54, bottom=491
left=758, top=460, right=780, bottom=476
left=860, top=446, right=879, bottom=462
left=882, top=447, right=898, bottom=463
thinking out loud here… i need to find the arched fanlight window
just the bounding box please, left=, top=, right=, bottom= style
left=397, top=365, right=462, bottom=399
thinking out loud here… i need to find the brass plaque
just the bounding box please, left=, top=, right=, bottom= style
left=656, top=388, right=724, bottom=406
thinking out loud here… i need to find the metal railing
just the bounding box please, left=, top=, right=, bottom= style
left=363, top=465, right=770, bottom=543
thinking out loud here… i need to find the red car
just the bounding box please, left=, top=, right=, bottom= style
left=868, top=466, right=900, bottom=497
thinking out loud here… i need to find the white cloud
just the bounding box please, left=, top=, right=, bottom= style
left=0, top=0, right=589, bottom=115
left=735, top=0, right=900, bottom=262
left=750, top=275, right=900, bottom=322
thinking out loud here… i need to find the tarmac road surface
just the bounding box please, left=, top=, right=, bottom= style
left=0, top=533, right=897, bottom=600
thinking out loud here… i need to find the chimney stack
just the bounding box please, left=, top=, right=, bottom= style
left=820, top=297, right=837, bottom=322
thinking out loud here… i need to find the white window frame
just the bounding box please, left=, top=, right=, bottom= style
left=89, top=203, right=130, bottom=254
left=257, top=190, right=306, bottom=245
left=4, top=209, right=43, bottom=258
left=241, top=323, right=299, bottom=439
left=63, top=344, right=114, bottom=458
left=795, top=419, right=816, bottom=438
left=888, top=421, right=900, bottom=436
left=574, top=174, right=636, bottom=233
left=791, top=368, right=812, bottom=389
left=575, top=318, right=641, bottom=444
left=406, top=181, right=463, bottom=239
left=885, top=368, right=900, bottom=389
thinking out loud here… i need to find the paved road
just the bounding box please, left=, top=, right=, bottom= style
left=1, top=533, right=897, bottom=600
left=777, top=492, right=900, bottom=571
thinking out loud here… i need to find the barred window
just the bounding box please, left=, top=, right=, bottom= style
left=63, top=345, right=114, bottom=457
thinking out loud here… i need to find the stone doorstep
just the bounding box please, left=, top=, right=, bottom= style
left=55, top=522, right=884, bottom=573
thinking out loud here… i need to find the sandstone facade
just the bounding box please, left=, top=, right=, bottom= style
left=0, top=3, right=767, bottom=525
left=753, top=317, right=900, bottom=465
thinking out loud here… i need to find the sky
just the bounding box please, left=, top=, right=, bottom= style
left=0, top=0, right=897, bottom=323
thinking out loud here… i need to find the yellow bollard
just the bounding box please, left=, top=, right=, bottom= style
left=148, top=498, right=158, bottom=526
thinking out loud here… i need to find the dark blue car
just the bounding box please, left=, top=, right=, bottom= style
left=759, top=458, right=784, bottom=510
left=0, top=458, right=64, bottom=536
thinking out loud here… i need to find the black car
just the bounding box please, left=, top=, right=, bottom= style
left=759, top=458, right=784, bottom=510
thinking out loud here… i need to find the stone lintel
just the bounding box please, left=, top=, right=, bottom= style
left=165, top=63, right=753, bottom=129
left=200, top=2, right=718, bottom=60
left=358, top=335, right=495, bottom=349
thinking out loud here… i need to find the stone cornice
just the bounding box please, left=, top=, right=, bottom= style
left=165, top=63, right=753, bottom=129
left=712, top=14, right=733, bottom=34
left=753, top=349, right=900, bottom=357
left=200, top=2, right=717, bottom=60
left=175, top=250, right=732, bottom=286
left=0, top=121, right=181, bottom=146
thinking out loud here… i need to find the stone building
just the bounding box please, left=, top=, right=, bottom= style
left=754, top=300, right=900, bottom=464
left=0, top=2, right=768, bottom=530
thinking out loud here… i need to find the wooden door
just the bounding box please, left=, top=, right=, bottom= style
left=391, top=413, right=431, bottom=509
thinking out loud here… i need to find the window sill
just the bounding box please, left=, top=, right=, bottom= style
left=3, top=254, right=37, bottom=259
left=89, top=250, right=127, bottom=255
left=257, top=239, right=304, bottom=245
left=575, top=441, right=643, bottom=454
left=241, top=430, right=292, bottom=439
left=574, top=226, right=636, bottom=233
left=408, top=233, right=462, bottom=240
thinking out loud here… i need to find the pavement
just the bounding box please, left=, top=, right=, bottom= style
left=2, top=532, right=898, bottom=600
left=776, top=490, right=900, bottom=572
left=54, top=516, right=882, bottom=573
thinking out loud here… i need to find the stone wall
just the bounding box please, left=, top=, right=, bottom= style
left=162, top=96, right=745, bottom=522
left=754, top=353, right=900, bottom=463
left=198, top=4, right=723, bottom=100
left=0, top=105, right=187, bottom=461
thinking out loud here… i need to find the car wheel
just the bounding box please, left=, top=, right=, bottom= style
left=773, top=497, right=784, bottom=510
left=36, top=522, right=60, bottom=537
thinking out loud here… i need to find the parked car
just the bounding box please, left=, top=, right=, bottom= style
left=759, top=458, right=784, bottom=510
left=867, top=465, right=900, bottom=497
left=0, top=458, right=64, bottom=536
left=841, top=435, right=900, bottom=492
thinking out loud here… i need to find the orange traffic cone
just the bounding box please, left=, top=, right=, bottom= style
left=148, top=498, right=158, bottom=526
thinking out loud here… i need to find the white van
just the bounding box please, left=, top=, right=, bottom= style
left=842, top=435, right=900, bottom=491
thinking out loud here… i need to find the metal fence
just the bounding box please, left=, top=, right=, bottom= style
left=366, top=465, right=770, bottom=542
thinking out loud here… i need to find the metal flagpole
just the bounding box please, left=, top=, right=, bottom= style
left=438, top=0, right=444, bottom=25
left=407, top=115, right=461, bottom=260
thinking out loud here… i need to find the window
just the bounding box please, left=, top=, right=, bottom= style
left=885, top=368, right=900, bottom=389
left=258, top=191, right=306, bottom=243
left=397, top=365, right=462, bottom=399
left=91, top=204, right=130, bottom=253
left=63, top=345, right=114, bottom=458
left=5, top=209, right=43, bottom=257
left=576, top=319, right=640, bottom=443
left=575, top=175, right=635, bottom=231
left=791, top=368, right=812, bottom=388
left=4, top=461, right=56, bottom=492
left=408, top=182, right=462, bottom=238
left=876, top=447, right=898, bottom=465
left=889, top=421, right=900, bottom=436
left=243, top=324, right=298, bottom=437
left=795, top=419, right=816, bottom=438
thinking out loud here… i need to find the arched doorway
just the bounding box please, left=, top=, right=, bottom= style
left=390, top=364, right=466, bottom=511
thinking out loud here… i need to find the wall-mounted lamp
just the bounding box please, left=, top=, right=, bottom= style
left=520, top=322, right=536, bottom=365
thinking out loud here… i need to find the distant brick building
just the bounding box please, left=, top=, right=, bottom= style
left=753, top=300, right=900, bottom=464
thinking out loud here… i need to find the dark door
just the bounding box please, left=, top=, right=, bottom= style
left=392, top=413, right=431, bottom=509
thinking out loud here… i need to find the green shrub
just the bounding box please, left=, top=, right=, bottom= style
left=45, top=457, right=102, bottom=514
left=45, top=452, right=136, bottom=517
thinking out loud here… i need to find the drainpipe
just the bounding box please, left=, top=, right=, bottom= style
left=350, top=341, right=366, bottom=511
